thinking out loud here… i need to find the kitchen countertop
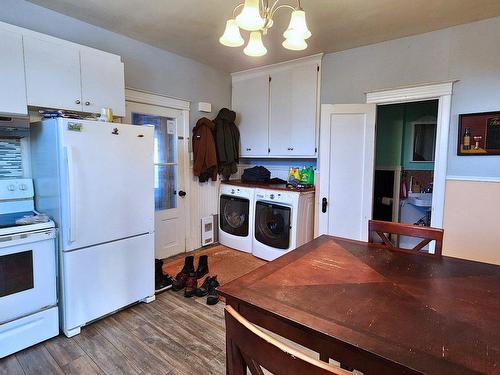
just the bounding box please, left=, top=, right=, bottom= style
left=221, top=179, right=315, bottom=193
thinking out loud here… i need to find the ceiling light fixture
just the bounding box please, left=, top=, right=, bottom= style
left=220, top=0, right=311, bottom=57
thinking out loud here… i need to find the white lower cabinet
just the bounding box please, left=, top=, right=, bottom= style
left=24, top=35, right=83, bottom=112
left=0, top=29, right=27, bottom=115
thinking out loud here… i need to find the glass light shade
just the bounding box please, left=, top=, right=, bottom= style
left=244, top=31, right=267, bottom=56
left=219, top=19, right=244, bottom=47
left=283, top=10, right=311, bottom=40
left=236, top=0, right=265, bottom=31
left=282, top=35, right=308, bottom=51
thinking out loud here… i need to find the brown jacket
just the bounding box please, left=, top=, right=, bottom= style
left=193, top=117, right=218, bottom=182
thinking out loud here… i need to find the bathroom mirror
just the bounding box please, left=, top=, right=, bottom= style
left=412, top=123, right=436, bottom=162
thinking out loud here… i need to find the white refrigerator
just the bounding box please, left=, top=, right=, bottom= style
left=30, top=118, right=155, bottom=337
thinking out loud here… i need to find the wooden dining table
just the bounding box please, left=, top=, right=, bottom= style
left=218, top=235, right=500, bottom=375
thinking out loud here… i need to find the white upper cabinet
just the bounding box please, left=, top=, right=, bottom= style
left=231, top=54, right=321, bottom=158
left=80, top=49, right=125, bottom=116
left=24, top=35, right=83, bottom=112
left=0, top=29, right=27, bottom=115
left=269, top=63, right=318, bottom=156
left=232, top=75, right=270, bottom=157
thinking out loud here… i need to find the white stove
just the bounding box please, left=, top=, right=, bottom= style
left=0, top=178, right=58, bottom=358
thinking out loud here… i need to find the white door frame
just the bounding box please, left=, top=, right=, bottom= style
left=125, top=88, right=191, bottom=256
left=366, top=81, right=454, bottom=230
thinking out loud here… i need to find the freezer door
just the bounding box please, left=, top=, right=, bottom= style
left=58, top=119, right=154, bottom=251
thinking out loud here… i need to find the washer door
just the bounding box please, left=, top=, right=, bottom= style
left=255, top=202, right=291, bottom=249
left=220, top=195, right=249, bottom=237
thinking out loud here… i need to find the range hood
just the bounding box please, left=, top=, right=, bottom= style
left=0, top=116, right=30, bottom=138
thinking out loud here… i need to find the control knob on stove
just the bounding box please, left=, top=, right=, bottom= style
left=8, top=184, right=16, bottom=191
left=19, top=184, right=27, bottom=191
left=270, top=194, right=275, bottom=200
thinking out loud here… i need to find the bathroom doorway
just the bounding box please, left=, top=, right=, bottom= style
left=372, top=100, right=438, bottom=248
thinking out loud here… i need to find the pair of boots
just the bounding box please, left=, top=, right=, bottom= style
left=195, top=275, right=220, bottom=305
left=172, top=255, right=209, bottom=297
left=155, top=259, right=174, bottom=292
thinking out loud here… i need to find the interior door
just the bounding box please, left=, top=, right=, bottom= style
left=232, top=75, right=269, bottom=157
left=23, top=35, right=82, bottom=111
left=126, top=102, right=188, bottom=259
left=59, top=119, right=154, bottom=251
left=318, top=104, right=376, bottom=241
left=80, top=49, right=126, bottom=116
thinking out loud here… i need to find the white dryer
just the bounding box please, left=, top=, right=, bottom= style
left=219, top=184, right=255, bottom=253
left=253, top=188, right=315, bottom=261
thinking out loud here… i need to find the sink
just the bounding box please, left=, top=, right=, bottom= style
left=407, top=193, right=432, bottom=208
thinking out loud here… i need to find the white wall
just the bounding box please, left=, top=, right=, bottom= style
left=321, top=16, right=500, bottom=179
left=0, top=0, right=231, bottom=132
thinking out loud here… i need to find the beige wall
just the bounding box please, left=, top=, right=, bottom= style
left=443, top=179, right=500, bottom=265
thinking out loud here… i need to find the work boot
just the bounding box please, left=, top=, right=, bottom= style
left=196, top=255, right=209, bottom=279
left=172, top=256, right=195, bottom=291
left=206, top=276, right=220, bottom=305
left=195, top=276, right=213, bottom=297
left=184, top=273, right=198, bottom=298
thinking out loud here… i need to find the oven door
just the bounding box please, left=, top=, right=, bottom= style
left=0, top=229, right=57, bottom=324
left=220, top=195, right=250, bottom=237
left=255, top=201, right=291, bottom=249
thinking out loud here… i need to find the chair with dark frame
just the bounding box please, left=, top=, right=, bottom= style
left=224, top=305, right=353, bottom=375
left=368, top=219, right=444, bottom=257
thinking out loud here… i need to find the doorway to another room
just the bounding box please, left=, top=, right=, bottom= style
left=373, top=100, right=438, bottom=249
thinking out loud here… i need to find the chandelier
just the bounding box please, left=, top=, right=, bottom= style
left=219, top=0, right=311, bottom=57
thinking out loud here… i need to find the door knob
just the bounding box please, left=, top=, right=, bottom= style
left=178, top=190, right=187, bottom=197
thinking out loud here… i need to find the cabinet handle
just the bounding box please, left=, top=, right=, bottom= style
left=75, top=99, right=81, bottom=104
left=85, top=101, right=91, bottom=106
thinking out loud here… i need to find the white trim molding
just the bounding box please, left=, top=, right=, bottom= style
left=366, top=81, right=455, bottom=233
left=366, top=81, right=456, bottom=104
left=125, top=88, right=190, bottom=111
left=446, top=175, right=500, bottom=183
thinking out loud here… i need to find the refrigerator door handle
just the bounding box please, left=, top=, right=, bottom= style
left=65, top=146, right=77, bottom=244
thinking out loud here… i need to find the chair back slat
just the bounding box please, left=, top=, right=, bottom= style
left=368, top=220, right=443, bottom=257
left=225, top=306, right=353, bottom=375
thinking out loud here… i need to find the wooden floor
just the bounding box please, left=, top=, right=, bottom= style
left=0, top=246, right=265, bottom=375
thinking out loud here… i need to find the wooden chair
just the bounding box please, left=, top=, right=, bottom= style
left=225, top=305, right=353, bottom=375
left=368, top=219, right=443, bottom=257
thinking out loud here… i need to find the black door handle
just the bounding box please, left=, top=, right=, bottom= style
left=322, top=197, right=328, bottom=213
left=178, top=190, right=187, bottom=197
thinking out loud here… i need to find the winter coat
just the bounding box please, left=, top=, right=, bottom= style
left=213, top=108, right=240, bottom=180
left=193, top=117, right=217, bottom=182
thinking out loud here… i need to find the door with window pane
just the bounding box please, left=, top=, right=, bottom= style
left=126, top=102, right=187, bottom=258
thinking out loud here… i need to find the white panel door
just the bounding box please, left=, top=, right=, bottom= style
left=232, top=75, right=269, bottom=157
left=80, top=49, right=126, bottom=116
left=24, top=35, right=82, bottom=111
left=318, top=104, right=376, bottom=241
left=126, top=102, right=188, bottom=259
left=0, top=30, right=27, bottom=115
left=269, top=64, right=318, bottom=157
left=59, top=119, right=154, bottom=251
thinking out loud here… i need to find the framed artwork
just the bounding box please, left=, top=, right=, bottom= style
left=458, top=111, right=500, bottom=155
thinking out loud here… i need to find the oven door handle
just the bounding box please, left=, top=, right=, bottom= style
left=65, top=146, right=77, bottom=244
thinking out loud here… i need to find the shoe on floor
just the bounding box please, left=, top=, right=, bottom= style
left=195, top=276, right=213, bottom=297
left=172, top=256, right=195, bottom=291
left=196, top=255, right=209, bottom=279
left=206, top=276, right=220, bottom=305
left=184, top=273, right=198, bottom=298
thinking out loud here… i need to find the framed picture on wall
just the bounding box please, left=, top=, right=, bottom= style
left=458, top=111, right=500, bottom=155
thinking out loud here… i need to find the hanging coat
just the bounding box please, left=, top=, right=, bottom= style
left=213, top=108, right=240, bottom=180
left=192, top=117, right=217, bottom=182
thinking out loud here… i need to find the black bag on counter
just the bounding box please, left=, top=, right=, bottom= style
left=241, top=166, right=271, bottom=183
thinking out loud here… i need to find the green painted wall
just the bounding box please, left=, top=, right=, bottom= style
left=375, top=100, right=438, bottom=170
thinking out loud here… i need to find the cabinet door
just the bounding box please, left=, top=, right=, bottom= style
left=80, top=49, right=125, bottom=117
left=269, top=64, right=318, bottom=157
left=0, top=30, right=27, bottom=115
left=24, top=35, right=82, bottom=111
left=232, top=75, right=269, bottom=157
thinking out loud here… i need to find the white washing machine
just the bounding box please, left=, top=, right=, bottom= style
left=219, top=184, right=255, bottom=253
left=253, top=188, right=315, bottom=261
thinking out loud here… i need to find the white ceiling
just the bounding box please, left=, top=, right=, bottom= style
left=28, top=0, right=500, bottom=73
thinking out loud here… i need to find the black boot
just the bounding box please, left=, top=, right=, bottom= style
left=172, top=256, right=195, bottom=291
left=155, top=259, right=164, bottom=291
left=196, top=255, right=209, bottom=279
left=206, top=276, right=220, bottom=305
